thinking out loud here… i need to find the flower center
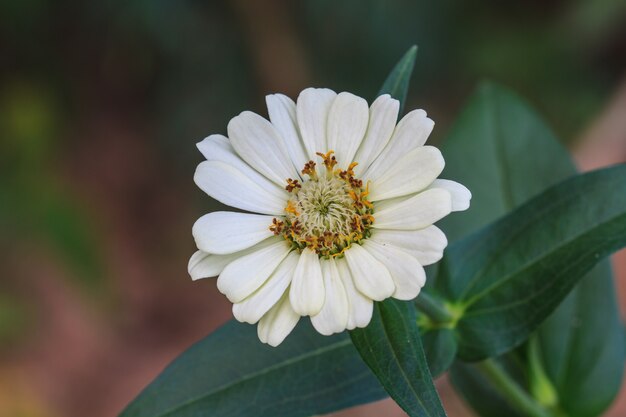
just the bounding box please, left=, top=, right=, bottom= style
left=270, top=151, right=375, bottom=258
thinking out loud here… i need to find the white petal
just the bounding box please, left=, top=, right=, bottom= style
left=257, top=292, right=300, bottom=347
left=194, top=160, right=287, bottom=215
left=196, top=134, right=238, bottom=163
left=369, top=146, right=445, bottom=201
left=353, top=94, right=400, bottom=177
left=344, top=244, right=395, bottom=301
left=362, top=241, right=425, bottom=300
left=373, top=188, right=452, bottom=230
left=187, top=238, right=278, bottom=281
left=266, top=94, right=308, bottom=174
left=196, top=136, right=288, bottom=212
left=364, top=109, right=434, bottom=183
left=228, top=111, right=298, bottom=185
left=289, top=248, right=325, bottom=316
left=326, top=92, right=369, bottom=167
left=310, top=259, right=349, bottom=335
left=370, top=226, right=448, bottom=266
left=336, top=257, right=373, bottom=329
left=233, top=251, right=298, bottom=324
left=192, top=211, right=274, bottom=255
left=197, top=134, right=222, bottom=160
left=217, top=239, right=290, bottom=303
left=427, top=179, right=471, bottom=211
left=296, top=88, right=337, bottom=158
left=188, top=250, right=224, bottom=280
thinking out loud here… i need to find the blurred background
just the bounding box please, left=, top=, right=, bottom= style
left=1, top=1, right=625, bottom=416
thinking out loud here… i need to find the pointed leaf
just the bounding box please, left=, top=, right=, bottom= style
left=378, top=45, right=417, bottom=114
left=120, top=321, right=385, bottom=417
left=438, top=164, right=626, bottom=360
left=350, top=300, right=447, bottom=417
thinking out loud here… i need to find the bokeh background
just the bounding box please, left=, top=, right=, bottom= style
left=1, top=1, right=626, bottom=416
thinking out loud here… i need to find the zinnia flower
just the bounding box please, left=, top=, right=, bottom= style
left=189, top=88, right=470, bottom=346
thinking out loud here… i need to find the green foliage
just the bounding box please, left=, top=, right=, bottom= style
left=440, top=84, right=624, bottom=417
left=119, top=321, right=385, bottom=417
left=350, top=300, right=446, bottom=417
left=537, top=261, right=624, bottom=417
left=0, top=83, right=104, bottom=291
left=420, top=327, right=456, bottom=378
left=437, top=163, right=626, bottom=360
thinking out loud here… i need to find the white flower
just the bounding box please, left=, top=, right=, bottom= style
left=189, top=88, right=471, bottom=346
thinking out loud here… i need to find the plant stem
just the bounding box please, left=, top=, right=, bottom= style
left=477, top=359, right=552, bottom=417
left=414, top=291, right=455, bottom=324
left=527, top=337, right=558, bottom=409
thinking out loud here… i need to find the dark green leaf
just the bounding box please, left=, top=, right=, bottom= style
left=438, top=164, right=626, bottom=360
left=120, top=320, right=385, bottom=417
left=350, top=300, right=447, bottom=417
left=420, top=328, right=457, bottom=378
left=377, top=44, right=417, bottom=114
left=450, top=358, right=524, bottom=417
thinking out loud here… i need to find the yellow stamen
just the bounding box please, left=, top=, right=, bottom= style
left=285, top=178, right=301, bottom=193
left=285, top=200, right=299, bottom=216
left=316, top=150, right=337, bottom=170
left=301, top=160, right=317, bottom=179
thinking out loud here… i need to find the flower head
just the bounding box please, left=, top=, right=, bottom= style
left=189, top=88, right=471, bottom=346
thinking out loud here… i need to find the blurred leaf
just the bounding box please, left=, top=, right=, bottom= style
left=378, top=44, right=417, bottom=115
left=119, top=320, right=385, bottom=417
left=351, top=300, right=447, bottom=417
left=36, top=190, right=104, bottom=288
left=0, top=295, right=30, bottom=347
left=0, top=179, right=104, bottom=291
left=0, top=81, right=59, bottom=175
left=438, top=82, right=574, bottom=243
left=450, top=357, right=524, bottom=417
left=420, top=328, right=457, bottom=378
left=536, top=261, right=624, bottom=417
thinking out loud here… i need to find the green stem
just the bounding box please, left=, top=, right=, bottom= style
left=414, top=291, right=454, bottom=324
left=527, top=337, right=558, bottom=409
left=477, top=359, right=552, bottom=417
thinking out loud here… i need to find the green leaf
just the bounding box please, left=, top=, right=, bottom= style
left=420, top=328, right=457, bottom=378
left=438, top=164, right=626, bottom=361
left=450, top=358, right=525, bottom=417
left=536, top=261, right=624, bottom=417
left=350, top=300, right=447, bottom=417
left=438, top=82, right=575, bottom=243
left=440, top=83, right=624, bottom=417
left=120, top=321, right=386, bottom=417
left=378, top=44, right=417, bottom=114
